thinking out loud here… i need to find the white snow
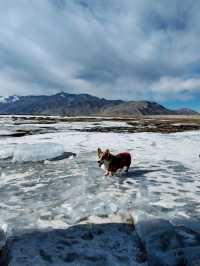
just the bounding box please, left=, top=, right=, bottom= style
left=10, top=95, right=20, bottom=102
left=0, top=96, right=7, bottom=103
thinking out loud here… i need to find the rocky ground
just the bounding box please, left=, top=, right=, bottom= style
left=76, top=116, right=200, bottom=134
left=1, top=212, right=200, bottom=265
left=4, top=115, right=200, bottom=134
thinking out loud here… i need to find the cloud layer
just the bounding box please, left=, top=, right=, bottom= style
left=0, top=0, right=200, bottom=109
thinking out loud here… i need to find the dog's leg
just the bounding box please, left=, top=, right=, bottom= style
left=105, top=170, right=109, bottom=176
left=108, top=171, right=113, bottom=176
left=125, top=162, right=131, bottom=172
left=124, top=166, right=129, bottom=172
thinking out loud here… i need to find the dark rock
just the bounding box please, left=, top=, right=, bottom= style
left=63, top=252, right=77, bottom=263
left=8, top=220, right=140, bottom=265
left=134, top=213, right=200, bottom=266
left=0, top=230, right=8, bottom=266
left=81, top=232, right=94, bottom=240
left=39, top=249, right=53, bottom=263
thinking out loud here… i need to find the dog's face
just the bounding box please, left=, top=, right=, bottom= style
left=97, top=148, right=110, bottom=167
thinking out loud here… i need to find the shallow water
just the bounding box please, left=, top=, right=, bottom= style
left=0, top=117, right=200, bottom=236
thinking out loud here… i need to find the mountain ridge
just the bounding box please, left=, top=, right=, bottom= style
left=174, top=108, right=199, bottom=115
left=0, top=92, right=198, bottom=116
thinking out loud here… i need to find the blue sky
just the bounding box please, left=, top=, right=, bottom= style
left=0, top=0, right=200, bottom=111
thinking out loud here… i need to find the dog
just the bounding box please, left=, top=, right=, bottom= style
left=97, top=148, right=131, bottom=176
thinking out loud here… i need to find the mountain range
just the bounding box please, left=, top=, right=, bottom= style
left=0, top=92, right=199, bottom=116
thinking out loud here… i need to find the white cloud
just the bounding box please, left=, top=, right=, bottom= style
left=151, top=77, right=200, bottom=93
left=0, top=0, right=200, bottom=103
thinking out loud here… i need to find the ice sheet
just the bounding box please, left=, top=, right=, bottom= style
left=13, top=143, right=65, bottom=162
left=0, top=118, right=199, bottom=237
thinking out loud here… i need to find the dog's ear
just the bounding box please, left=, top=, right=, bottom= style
left=105, top=149, right=110, bottom=155
left=97, top=148, right=102, bottom=155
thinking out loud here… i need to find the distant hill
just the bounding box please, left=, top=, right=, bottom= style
left=174, top=108, right=199, bottom=115
left=0, top=92, right=198, bottom=116
left=98, top=101, right=173, bottom=116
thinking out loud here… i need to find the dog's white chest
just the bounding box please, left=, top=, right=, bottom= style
left=101, top=164, right=106, bottom=170
left=101, top=160, right=109, bottom=170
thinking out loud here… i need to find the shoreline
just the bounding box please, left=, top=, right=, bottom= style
left=0, top=115, right=200, bottom=134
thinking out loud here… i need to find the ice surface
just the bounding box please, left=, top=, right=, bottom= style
left=13, top=143, right=65, bottom=162
left=0, top=117, right=199, bottom=239
left=0, top=145, right=14, bottom=159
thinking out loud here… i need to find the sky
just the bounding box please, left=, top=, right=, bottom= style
left=0, top=0, right=200, bottom=111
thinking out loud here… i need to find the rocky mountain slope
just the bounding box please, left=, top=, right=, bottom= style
left=98, top=101, right=173, bottom=116
left=0, top=92, right=198, bottom=116
left=0, top=93, right=122, bottom=116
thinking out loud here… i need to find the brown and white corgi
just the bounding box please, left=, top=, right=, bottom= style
left=97, top=148, right=131, bottom=176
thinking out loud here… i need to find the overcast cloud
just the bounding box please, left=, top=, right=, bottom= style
left=0, top=0, right=200, bottom=109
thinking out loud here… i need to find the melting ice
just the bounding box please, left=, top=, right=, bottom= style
left=0, top=118, right=199, bottom=237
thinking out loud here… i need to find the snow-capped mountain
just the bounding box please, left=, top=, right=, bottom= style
left=0, top=92, right=198, bottom=116
left=0, top=92, right=121, bottom=116
left=0, top=95, right=20, bottom=104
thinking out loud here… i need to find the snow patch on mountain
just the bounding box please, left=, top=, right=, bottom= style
left=0, top=97, right=7, bottom=103
left=0, top=95, right=20, bottom=104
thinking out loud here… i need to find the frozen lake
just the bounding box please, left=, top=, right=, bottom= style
left=0, top=117, right=199, bottom=238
